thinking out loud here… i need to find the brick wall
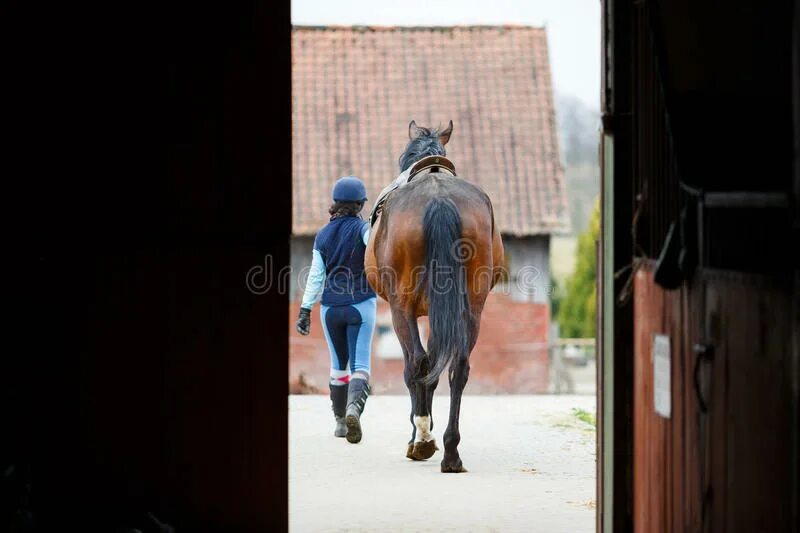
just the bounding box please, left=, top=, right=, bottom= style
left=289, top=291, right=550, bottom=394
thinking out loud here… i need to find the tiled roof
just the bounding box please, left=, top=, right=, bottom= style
left=292, top=25, right=568, bottom=236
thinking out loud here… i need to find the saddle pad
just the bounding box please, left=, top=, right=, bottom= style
left=368, top=156, right=457, bottom=227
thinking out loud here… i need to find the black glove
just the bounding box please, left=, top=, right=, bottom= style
left=296, top=307, right=311, bottom=335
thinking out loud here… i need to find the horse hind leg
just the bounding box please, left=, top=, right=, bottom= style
left=403, top=366, right=439, bottom=461
left=410, top=341, right=441, bottom=460
left=402, top=361, right=417, bottom=457
left=440, top=356, right=469, bottom=472
left=410, top=369, right=439, bottom=461
left=391, top=307, right=438, bottom=460
left=441, top=319, right=479, bottom=473
left=404, top=314, right=440, bottom=461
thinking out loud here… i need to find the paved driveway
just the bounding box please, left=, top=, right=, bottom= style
left=290, top=394, right=596, bottom=532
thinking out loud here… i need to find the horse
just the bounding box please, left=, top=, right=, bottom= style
left=365, top=120, right=504, bottom=473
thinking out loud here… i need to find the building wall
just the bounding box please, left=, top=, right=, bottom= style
left=502, top=236, right=552, bottom=303
left=289, top=234, right=552, bottom=394
left=289, top=235, right=314, bottom=299
left=632, top=265, right=798, bottom=533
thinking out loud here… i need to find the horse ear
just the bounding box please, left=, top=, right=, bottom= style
left=408, top=120, right=423, bottom=140
left=439, top=120, right=453, bottom=146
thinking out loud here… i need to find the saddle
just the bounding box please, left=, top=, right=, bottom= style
left=369, top=155, right=457, bottom=227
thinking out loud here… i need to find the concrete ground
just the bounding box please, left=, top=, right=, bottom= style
left=548, top=358, right=597, bottom=396
left=290, top=394, right=596, bottom=532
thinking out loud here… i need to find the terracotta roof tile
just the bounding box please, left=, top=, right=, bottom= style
left=292, top=25, right=568, bottom=236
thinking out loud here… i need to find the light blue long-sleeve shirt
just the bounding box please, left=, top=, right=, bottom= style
left=300, top=224, right=370, bottom=309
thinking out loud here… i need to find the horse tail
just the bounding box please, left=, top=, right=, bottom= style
left=420, top=197, right=471, bottom=386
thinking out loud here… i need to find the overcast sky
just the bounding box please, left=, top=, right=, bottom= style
left=291, top=0, right=600, bottom=111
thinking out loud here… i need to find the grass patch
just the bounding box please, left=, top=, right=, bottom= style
left=571, top=407, right=596, bottom=427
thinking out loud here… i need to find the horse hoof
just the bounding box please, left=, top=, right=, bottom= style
left=406, top=443, right=415, bottom=459
left=440, top=458, right=467, bottom=473
left=409, top=439, right=438, bottom=461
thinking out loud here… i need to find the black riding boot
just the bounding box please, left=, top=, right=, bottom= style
left=330, top=384, right=347, bottom=437
left=344, top=377, right=371, bottom=443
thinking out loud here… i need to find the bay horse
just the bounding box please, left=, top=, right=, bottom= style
left=365, top=120, right=504, bottom=473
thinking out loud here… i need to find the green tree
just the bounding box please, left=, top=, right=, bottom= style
left=549, top=275, right=562, bottom=321
left=558, top=199, right=599, bottom=338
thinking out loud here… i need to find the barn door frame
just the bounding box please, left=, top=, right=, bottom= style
left=599, top=0, right=636, bottom=531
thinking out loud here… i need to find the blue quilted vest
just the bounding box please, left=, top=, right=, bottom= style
left=314, top=216, right=376, bottom=306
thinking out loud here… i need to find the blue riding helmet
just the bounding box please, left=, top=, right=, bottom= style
left=332, top=176, right=368, bottom=202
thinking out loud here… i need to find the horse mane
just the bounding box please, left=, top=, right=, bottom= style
left=398, top=126, right=446, bottom=172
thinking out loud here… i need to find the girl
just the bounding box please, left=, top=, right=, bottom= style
left=296, top=176, right=377, bottom=444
